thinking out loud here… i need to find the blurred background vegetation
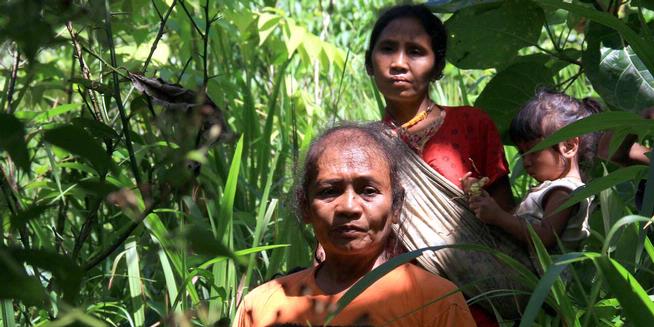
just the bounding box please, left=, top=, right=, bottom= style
left=1, top=0, right=653, bottom=326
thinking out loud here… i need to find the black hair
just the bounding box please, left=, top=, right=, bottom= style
left=365, top=4, right=447, bottom=80
left=509, top=88, right=602, bottom=168
left=296, top=122, right=406, bottom=260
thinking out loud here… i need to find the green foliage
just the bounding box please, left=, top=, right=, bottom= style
left=1, top=0, right=653, bottom=326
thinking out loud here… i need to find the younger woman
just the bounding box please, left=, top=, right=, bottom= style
left=465, top=89, right=598, bottom=250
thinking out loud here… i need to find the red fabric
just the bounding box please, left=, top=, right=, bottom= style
left=469, top=304, right=500, bottom=327
left=419, top=106, right=509, bottom=189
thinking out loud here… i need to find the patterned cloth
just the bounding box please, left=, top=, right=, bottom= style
left=382, top=131, right=534, bottom=320
left=385, top=106, right=509, bottom=190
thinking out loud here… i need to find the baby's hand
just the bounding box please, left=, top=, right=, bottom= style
left=468, top=190, right=501, bottom=225
left=460, top=172, right=489, bottom=196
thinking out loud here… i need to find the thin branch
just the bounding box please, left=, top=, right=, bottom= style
left=71, top=198, right=102, bottom=259
left=66, top=21, right=104, bottom=121
left=5, top=46, right=20, bottom=114
left=202, top=0, right=211, bottom=86
left=150, top=0, right=163, bottom=20
left=104, top=0, right=142, bottom=186
left=176, top=55, right=193, bottom=84
left=179, top=0, right=204, bottom=37
left=79, top=44, right=128, bottom=78
left=142, top=0, right=178, bottom=73
left=66, top=51, right=75, bottom=104
left=83, top=201, right=158, bottom=271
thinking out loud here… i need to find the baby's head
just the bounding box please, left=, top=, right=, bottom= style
left=509, top=88, right=600, bottom=182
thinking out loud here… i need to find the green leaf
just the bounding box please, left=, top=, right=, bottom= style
left=595, top=256, right=654, bottom=325
left=520, top=252, right=584, bottom=327
left=69, top=77, right=114, bottom=95
left=528, top=111, right=654, bottom=153
left=558, top=166, right=647, bottom=212
left=445, top=0, right=545, bottom=69
left=475, top=60, right=555, bottom=136
left=0, top=113, right=30, bottom=171
left=10, top=204, right=49, bottom=231
left=32, top=104, right=82, bottom=123
left=186, top=224, right=240, bottom=263
left=71, top=118, right=120, bottom=140
left=43, top=125, right=115, bottom=174
left=426, top=0, right=503, bottom=13
left=583, top=23, right=654, bottom=113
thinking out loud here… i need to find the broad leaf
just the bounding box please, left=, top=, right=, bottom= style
left=445, top=0, right=545, bottom=69
left=475, top=60, right=555, bottom=136
left=10, top=204, right=49, bottom=231
left=426, top=0, right=502, bottom=13
left=558, top=166, right=647, bottom=212
left=0, top=113, right=30, bottom=171
left=584, top=23, right=654, bottom=113
left=71, top=118, right=120, bottom=140
left=32, top=103, right=81, bottom=123
left=595, top=256, right=654, bottom=325
left=43, top=125, right=115, bottom=174
left=528, top=111, right=654, bottom=153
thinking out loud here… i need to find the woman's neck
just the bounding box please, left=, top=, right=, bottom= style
left=385, top=97, right=433, bottom=126
left=315, top=252, right=386, bottom=295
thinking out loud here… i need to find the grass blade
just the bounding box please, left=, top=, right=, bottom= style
left=125, top=237, right=145, bottom=327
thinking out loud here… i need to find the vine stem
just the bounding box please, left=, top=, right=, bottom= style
left=142, top=0, right=178, bottom=74
left=202, top=0, right=211, bottom=86
left=104, top=0, right=142, bottom=186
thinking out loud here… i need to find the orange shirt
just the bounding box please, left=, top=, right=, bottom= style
left=233, top=263, right=476, bottom=327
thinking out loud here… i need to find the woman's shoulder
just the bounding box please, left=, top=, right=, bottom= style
left=245, top=267, right=315, bottom=301
left=393, top=263, right=459, bottom=292
left=442, top=105, right=493, bottom=123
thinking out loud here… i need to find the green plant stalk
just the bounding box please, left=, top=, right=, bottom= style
left=1, top=300, right=17, bottom=327
left=125, top=237, right=145, bottom=327
left=242, top=153, right=279, bottom=296
left=103, top=0, right=142, bottom=186
left=142, top=0, right=177, bottom=73
left=641, top=153, right=654, bottom=217
left=209, top=136, right=244, bottom=322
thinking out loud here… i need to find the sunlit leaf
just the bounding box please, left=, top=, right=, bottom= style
left=595, top=256, right=654, bottom=325
left=584, top=23, right=654, bottom=113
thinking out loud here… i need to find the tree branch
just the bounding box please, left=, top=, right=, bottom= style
left=104, top=0, right=142, bottom=186
left=179, top=0, right=204, bottom=37
left=66, top=21, right=104, bottom=122
left=83, top=201, right=158, bottom=271
left=142, top=0, right=178, bottom=74
left=5, top=45, right=20, bottom=114
left=202, top=0, right=211, bottom=86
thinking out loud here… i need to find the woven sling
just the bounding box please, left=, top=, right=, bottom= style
left=388, top=133, right=535, bottom=319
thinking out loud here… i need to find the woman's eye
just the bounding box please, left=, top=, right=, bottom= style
left=316, top=187, right=338, bottom=197
left=361, top=186, right=379, bottom=196
left=408, top=48, right=424, bottom=56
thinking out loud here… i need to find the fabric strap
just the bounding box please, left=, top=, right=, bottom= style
left=387, top=133, right=534, bottom=319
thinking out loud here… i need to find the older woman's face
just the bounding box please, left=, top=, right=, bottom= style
left=368, top=17, right=436, bottom=103
left=307, top=142, right=395, bottom=259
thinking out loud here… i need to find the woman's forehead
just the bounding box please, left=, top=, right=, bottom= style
left=378, top=17, right=428, bottom=41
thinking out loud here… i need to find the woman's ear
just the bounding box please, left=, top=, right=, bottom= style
left=391, top=187, right=405, bottom=224
left=558, top=137, right=579, bottom=159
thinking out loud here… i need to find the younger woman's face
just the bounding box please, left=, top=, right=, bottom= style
left=368, top=17, right=436, bottom=103
left=306, top=140, right=395, bottom=260
left=517, top=139, right=566, bottom=182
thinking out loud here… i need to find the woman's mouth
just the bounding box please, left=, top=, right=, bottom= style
left=332, top=225, right=366, bottom=238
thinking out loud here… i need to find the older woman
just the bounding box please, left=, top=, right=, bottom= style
left=233, top=124, right=475, bottom=326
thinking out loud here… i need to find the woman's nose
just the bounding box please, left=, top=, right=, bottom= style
left=336, top=190, right=362, bottom=218
left=390, top=52, right=408, bottom=72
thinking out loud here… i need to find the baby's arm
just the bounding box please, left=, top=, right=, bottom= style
left=468, top=187, right=577, bottom=248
